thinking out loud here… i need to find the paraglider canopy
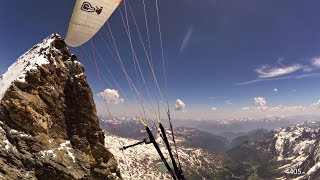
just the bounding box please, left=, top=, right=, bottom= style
left=65, top=0, right=121, bottom=47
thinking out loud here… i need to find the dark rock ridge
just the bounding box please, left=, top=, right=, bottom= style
left=0, top=34, right=120, bottom=179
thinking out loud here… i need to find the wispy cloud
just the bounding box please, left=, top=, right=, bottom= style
left=312, top=57, right=320, bottom=67
left=211, top=107, right=217, bottom=111
left=225, top=100, right=233, bottom=105
left=242, top=98, right=308, bottom=113
left=255, top=64, right=302, bottom=78
left=179, top=25, right=194, bottom=54
left=236, top=76, right=292, bottom=85
left=238, top=57, right=320, bottom=85
left=269, top=105, right=306, bottom=111
left=241, top=107, right=251, bottom=110
left=302, top=57, right=320, bottom=72
left=295, top=72, right=320, bottom=79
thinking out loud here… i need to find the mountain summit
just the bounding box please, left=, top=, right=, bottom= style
left=0, top=34, right=120, bottom=179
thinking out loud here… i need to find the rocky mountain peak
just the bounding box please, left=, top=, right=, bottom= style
left=0, top=34, right=120, bottom=179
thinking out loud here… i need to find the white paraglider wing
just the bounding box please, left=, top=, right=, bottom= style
left=65, top=0, right=121, bottom=47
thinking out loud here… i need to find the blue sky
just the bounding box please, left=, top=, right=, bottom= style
left=1, top=0, right=320, bottom=119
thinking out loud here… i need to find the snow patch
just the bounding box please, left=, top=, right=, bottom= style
left=105, top=132, right=219, bottom=180
left=274, top=123, right=320, bottom=179
left=307, top=162, right=320, bottom=175
left=40, top=149, right=57, bottom=158
left=3, top=139, right=17, bottom=152
left=58, top=141, right=76, bottom=162
left=39, top=140, right=75, bottom=162
left=9, top=129, right=31, bottom=138
left=75, top=73, right=84, bottom=78
left=9, top=129, right=18, bottom=133
left=36, top=56, right=49, bottom=66
left=0, top=35, right=54, bottom=100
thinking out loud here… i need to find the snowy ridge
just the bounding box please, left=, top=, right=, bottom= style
left=232, top=121, right=320, bottom=179
left=273, top=122, right=320, bottom=179
left=104, top=129, right=250, bottom=179
left=0, top=35, right=55, bottom=100
left=105, top=135, right=172, bottom=180
left=104, top=134, right=220, bottom=180
left=275, top=122, right=318, bottom=157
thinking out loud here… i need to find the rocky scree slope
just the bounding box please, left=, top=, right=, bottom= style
left=0, top=34, right=120, bottom=179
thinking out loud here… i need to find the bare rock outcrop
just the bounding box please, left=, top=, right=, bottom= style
left=0, top=34, right=120, bottom=179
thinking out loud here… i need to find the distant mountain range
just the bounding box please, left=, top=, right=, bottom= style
left=101, top=116, right=320, bottom=179
left=190, top=115, right=319, bottom=134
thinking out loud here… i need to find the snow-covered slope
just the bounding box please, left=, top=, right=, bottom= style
left=227, top=121, right=320, bottom=179
left=173, top=115, right=319, bottom=134
left=274, top=122, right=320, bottom=179
left=104, top=127, right=252, bottom=179
left=105, top=135, right=172, bottom=180
left=0, top=37, right=54, bottom=100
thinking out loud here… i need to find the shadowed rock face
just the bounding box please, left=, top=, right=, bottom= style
left=0, top=34, right=120, bottom=179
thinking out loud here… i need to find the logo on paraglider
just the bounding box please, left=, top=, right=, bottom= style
left=81, top=2, right=103, bottom=15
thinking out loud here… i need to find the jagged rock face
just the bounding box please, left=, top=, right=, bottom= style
left=0, top=34, right=120, bottom=179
